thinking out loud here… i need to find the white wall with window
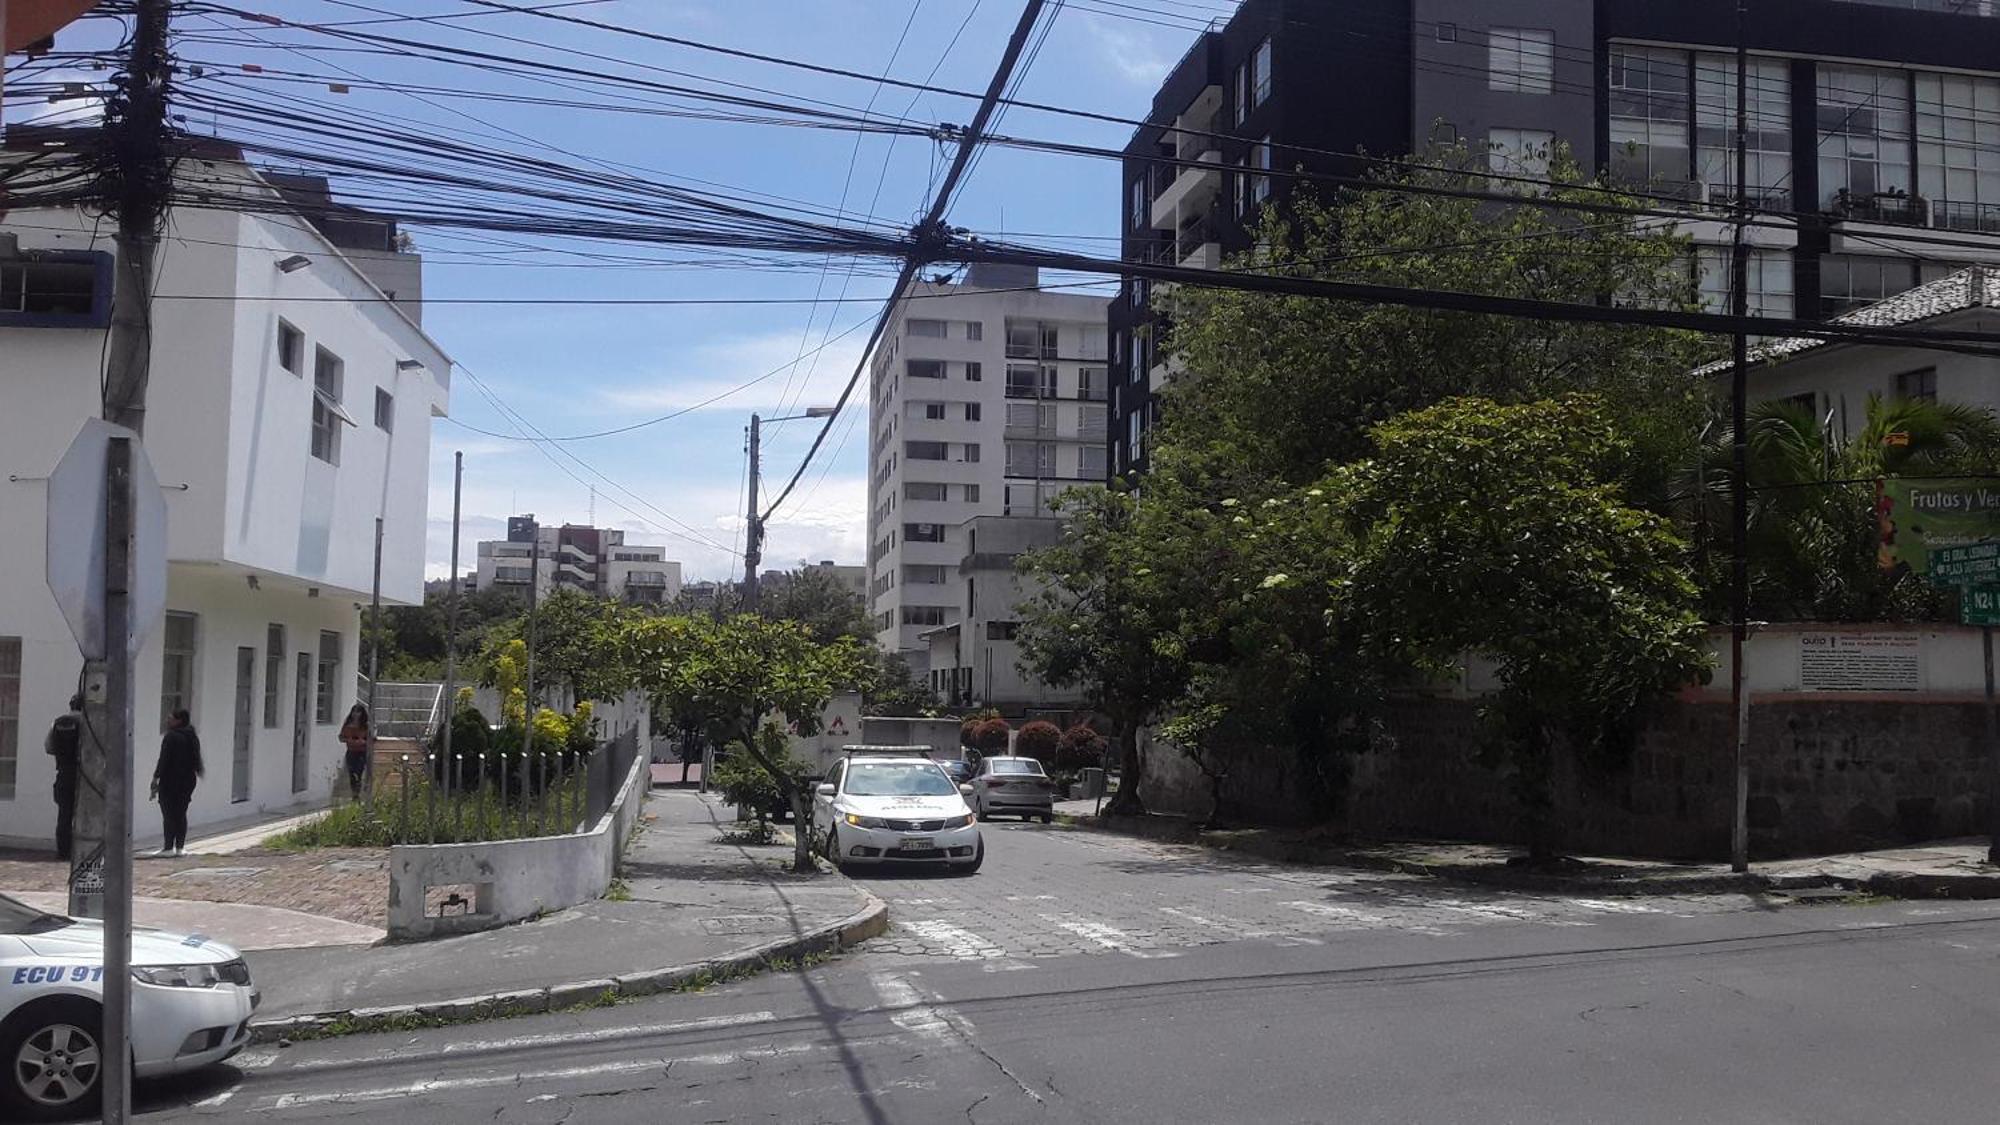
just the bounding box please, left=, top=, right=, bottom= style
left=1488, top=28, right=1554, bottom=95
left=1487, top=126, right=1554, bottom=183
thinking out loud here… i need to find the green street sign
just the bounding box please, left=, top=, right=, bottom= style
left=1931, top=541, right=2000, bottom=586
left=1965, top=585, right=2000, bottom=627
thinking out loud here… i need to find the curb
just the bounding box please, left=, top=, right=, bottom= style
left=247, top=887, right=890, bottom=1044
left=1053, top=811, right=2000, bottom=902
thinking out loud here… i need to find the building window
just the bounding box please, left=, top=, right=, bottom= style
left=1234, top=62, right=1248, bottom=125
left=907, top=358, right=946, bottom=380
left=1609, top=45, right=1692, bottom=193
left=1918, top=71, right=2000, bottom=231
left=920, top=402, right=947, bottom=421
left=1252, top=139, right=1272, bottom=203
left=263, top=624, right=284, bottom=728
left=906, top=318, right=948, bottom=338
left=904, top=523, right=946, bottom=544
left=1436, top=22, right=1458, bottom=43
left=1488, top=28, right=1554, bottom=95
left=1005, top=320, right=1059, bottom=358
left=1819, top=253, right=1917, bottom=315
left=966, top=361, right=982, bottom=382
left=161, top=612, right=197, bottom=729
left=310, top=346, right=346, bottom=465
left=1252, top=38, right=1273, bottom=106
left=0, top=637, right=18, bottom=800
left=315, top=630, right=341, bottom=724
left=277, top=320, right=304, bottom=375
left=986, top=621, right=1020, bottom=642
left=1079, top=404, right=1109, bottom=440
left=905, top=564, right=948, bottom=585
left=963, top=483, right=980, bottom=503
left=1006, top=441, right=1057, bottom=477
left=374, top=387, right=394, bottom=432
left=1079, top=367, right=1107, bottom=402
left=1695, top=53, right=1791, bottom=208
left=958, top=402, right=977, bottom=422
left=1130, top=178, right=1147, bottom=229
left=1006, top=364, right=1058, bottom=399
left=1080, top=445, right=1108, bottom=480
left=1487, top=127, right=1555, bottom=185
left=905, top=481, right=948, bottom=501
left=962, top=443, right=981, bottom=463
left=0, top=252, right=109, bottom=326
left=1896, top=367, right=1939, bottom=402
left=1697, top=247, right=1795, bottom=319
left=965, top=320, right=983, bottom=341
left=1819, top=64, right=1913, bottom=207
left=902, top=606, right=948, bottom=627
left=906, top=440, right=949, bottom=461
left=1233, top=159, right=1248, bottom=218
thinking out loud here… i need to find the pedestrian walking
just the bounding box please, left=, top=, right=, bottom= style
left=339, top=703, right=371, bottom=800
left=45, top=693, right=84, bottom=859
left=150, top=709, right=203, bottom=857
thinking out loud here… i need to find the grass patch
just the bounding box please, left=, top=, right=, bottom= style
left=604, top=879, right=632, bottom=902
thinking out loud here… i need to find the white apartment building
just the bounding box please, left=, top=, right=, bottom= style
left=0, top=136, right=451, bottom=849
left=866, top=265, right=1110, bottom=671
left=473, top=516, right=682, bottom=605
left=921, top=516, right=1090, bottom=716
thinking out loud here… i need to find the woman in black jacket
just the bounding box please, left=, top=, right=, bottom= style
left=150, top=709, right=204, bottom=857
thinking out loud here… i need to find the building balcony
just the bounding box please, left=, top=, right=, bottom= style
left=1151, top=153, right=1222, bottom=231
left=1933, top=199, right=2000, bottom=235
left=1829, top=188, right=1928, bottom=228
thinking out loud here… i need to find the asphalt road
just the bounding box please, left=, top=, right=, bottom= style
left=135, top=822, right=2000, bottom=1123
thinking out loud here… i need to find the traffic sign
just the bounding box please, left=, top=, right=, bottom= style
left=1966, top=585, right=2000, bottom=627
left=45, top=419, right=167, bottom=660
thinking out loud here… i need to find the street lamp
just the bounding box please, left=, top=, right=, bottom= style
left=743, top=406, right=838, bottom=609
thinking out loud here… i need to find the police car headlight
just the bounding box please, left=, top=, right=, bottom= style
left=132, top=963, right=222, bottom=988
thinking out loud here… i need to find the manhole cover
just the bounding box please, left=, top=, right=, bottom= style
left=697, top=914, right=788, bottom=935
left=164, top=866, right=268, bottom=881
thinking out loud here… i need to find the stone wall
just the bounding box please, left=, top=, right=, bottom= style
left=1140, top=697, right=1993, bottom=860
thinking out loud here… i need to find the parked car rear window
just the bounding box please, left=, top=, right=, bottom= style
left=845, top=762, right=957, bottom=796
left=991, top=760, right=1045, bottom=775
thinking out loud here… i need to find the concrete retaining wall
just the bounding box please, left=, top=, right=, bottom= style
left=385, top=734, right=649, bottom=941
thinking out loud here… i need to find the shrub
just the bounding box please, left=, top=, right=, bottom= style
left=1054, top=722, right=1107, bottom=772
left=1015, top=720, right=1061, bottom=765
left=971, top=717, right=1012, bottom=755
left=959, top=707, right=1001, bottom=749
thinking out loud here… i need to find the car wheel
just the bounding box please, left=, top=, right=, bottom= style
left=827, top=829, right=857, bottom=874
left=955, top=839, right=984, bottom=875
left=1040, top=812, right=1054, bottom=825
left=1, top=998, right=104, bottom=1122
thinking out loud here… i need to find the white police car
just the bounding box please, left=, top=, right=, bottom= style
left=2, top=892, right=258, bottom=1120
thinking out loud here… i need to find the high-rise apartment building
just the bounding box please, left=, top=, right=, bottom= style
left=1112, top=0, right=2000, bottom=477
left=867, top=265, right=1111, bottom=671
left=473, top=516, right=682, bottom=605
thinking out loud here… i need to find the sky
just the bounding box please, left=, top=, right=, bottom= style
left=8, top=0, right=1214, bottom=580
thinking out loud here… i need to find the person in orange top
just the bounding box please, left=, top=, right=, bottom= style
left=339, top=703, right=371, bottom=800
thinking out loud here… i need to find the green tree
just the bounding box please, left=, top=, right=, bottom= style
left=482, top=589, right=637, bottom=706
left=710, top=723, right=815, bottom=841
left=615, top=614, right=868, bottom=871
left=759, top=568, right=872, bottom=645
left=1018, top=489, right=1192, bottom=815
left=1347, top=396, right=1711, bottom=860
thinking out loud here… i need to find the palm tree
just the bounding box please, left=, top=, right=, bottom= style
left=1688, top=394, right=2000, bottom=622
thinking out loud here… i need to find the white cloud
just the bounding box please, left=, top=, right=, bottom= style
left=593, top=329, right=868, bottom=417
left=1080, top=13, right=1178, bottom=87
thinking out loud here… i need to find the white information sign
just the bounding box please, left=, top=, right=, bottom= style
left=1797, top=632, right=1923, bottom=693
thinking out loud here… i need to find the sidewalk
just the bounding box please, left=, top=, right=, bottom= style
left=245, top=788, right=885, bottom=1038
left=1051, top=800, right=2000, bottom=899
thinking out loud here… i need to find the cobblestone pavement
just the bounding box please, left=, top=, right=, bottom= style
left=0, top=846, right=387, bottom=928
left=849, top=822, right=1757, bottom=966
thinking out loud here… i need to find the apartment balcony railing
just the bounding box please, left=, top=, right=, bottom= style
left=1932, top=198, right=2000, bottom=234
left=1830, top=189, right=1928, bottom=227
left=1830, top=0, right=1999, bottom=15
left=1005, top=422, right=1058, bottom=439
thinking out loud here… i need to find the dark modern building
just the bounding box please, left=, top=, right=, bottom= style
left=1110, top=0, right=2000, bottom=477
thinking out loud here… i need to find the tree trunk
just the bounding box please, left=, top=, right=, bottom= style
left=735, top=725, right=815, bottom=873
left=1204, top=768, right=1225, bottom=831
left=1103, top=714, right=1147, bottom=816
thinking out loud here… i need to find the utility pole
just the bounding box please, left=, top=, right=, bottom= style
left=364, top=516, right=382, bottom=806
left=82, top=2, right=172, bottom=1121
left=1728, top=0, right=1753, bottom=875
left=442, top=453, right=462, bottom=783
left=743, top=414, right=763, bottom=610
left=525, top=530, right=540, bottom=714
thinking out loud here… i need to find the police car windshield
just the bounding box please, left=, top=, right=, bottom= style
left=0, top=894, right=72, bottom=935
left=845, top=762, right=956, bottom=797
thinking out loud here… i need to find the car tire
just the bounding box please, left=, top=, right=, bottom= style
left=955, top=839, right=984, bottom=875
left=1, top=998, right=105, bottom=1122
left=827, top=829, right=857, bottom=875
left=1040, top=812, right=1054, bottom=825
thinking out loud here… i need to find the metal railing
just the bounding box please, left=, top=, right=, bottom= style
left=1932, top=198, right=2000, bottom=234
left=1831, top=190, right=1928, bottom=226
left=366, top=726, right=638, bottom=844
left=372, top=681, right=445, bottom=742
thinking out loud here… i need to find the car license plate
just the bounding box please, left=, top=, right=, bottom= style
left=899, top=837, right=934, bottom=851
